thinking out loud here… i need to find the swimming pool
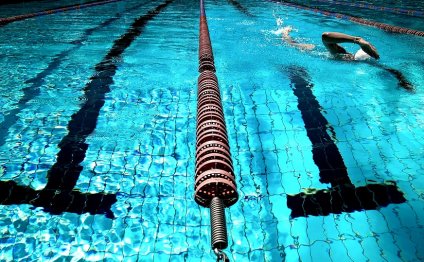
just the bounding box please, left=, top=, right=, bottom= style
left=0, top=0, right=423, bottom=261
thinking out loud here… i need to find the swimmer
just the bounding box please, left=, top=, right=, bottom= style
left=321, top=32, right=379, bottom=60
left=282, top=29, right=379, bottom=59
left=281, top=29, right=413, bottom=90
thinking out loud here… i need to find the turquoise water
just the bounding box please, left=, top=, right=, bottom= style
left=1, top=0, right=424, bottom=261
left=281, top=0, right=424, bottom=31
left=0, top=0, right=100, bottom=18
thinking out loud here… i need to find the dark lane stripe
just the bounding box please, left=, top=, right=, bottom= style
left=0, top=0, right=123, bottom=27
left=227, top=0, right=255, bottom=17
left=0, top=0, right=174, bottom=218
left=0, top=180, right=117, bottom=218
left=0, top=0, right=149, bottom=147
left=45, top=0, right=174, bottom=191
left=284, top=66, right=405, bottom=218
left=288, top=66, right=350, bottom=186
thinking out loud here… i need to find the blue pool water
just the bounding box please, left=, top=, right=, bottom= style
left=282, top=0, right=424, bottom=31
left=1, top=0, right=423, bottom=261
left=0, top=0, right=98, bottom=18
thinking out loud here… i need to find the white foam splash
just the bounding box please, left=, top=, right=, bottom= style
left=270, top=26, right=292, bottom=36
left=276, top=17, right=283, bottom=27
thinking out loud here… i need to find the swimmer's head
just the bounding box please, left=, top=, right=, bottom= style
left=354, top=48, right=372, bottom=60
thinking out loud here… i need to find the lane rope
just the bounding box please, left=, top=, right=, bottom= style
left=0, top=0, right=123, bottom=27
left=195, top=0, right=238, bottom=260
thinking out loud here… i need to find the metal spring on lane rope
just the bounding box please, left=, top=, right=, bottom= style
left=210, top=197, right=228, bottom=250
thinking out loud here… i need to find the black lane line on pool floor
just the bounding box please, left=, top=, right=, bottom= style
left=0, top=0, right=150, bottom=148
left=284, top=66, right=406, bottom=218
left=0, top=0, right=174, bottom=219
left=227, top=0, right=255, bottom=17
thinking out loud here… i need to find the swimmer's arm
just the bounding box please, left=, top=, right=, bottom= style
left=322, top=32, right=359, bottom=44
left=322, top=32, right=356, bottom=56
left=281, top=26, right=294, bottom=43
left=283, top=37, right=315, bottom=50
left=356, top=37, right=380, bottom=59
left=322, top=32, right=380, bottom=59
left=282, top=28, right=315, bottom=50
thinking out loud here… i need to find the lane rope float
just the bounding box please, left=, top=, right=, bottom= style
left=195, top=0, right=238, bottom=261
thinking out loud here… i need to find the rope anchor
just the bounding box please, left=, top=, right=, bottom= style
left=214, top=248, right=230, bottom=262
